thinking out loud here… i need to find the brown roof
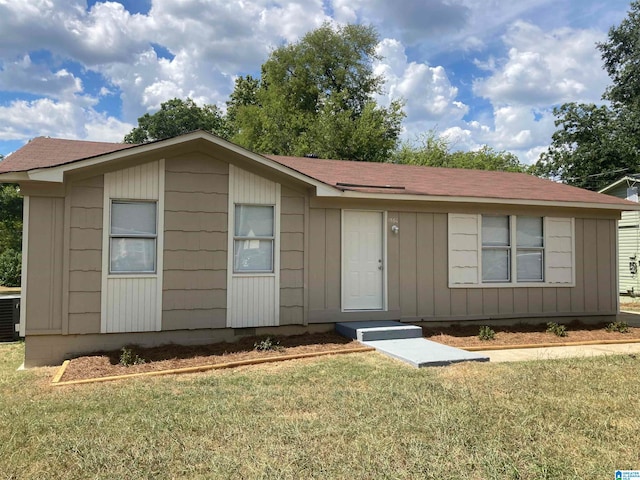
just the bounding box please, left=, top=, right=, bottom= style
left=0, top=136, right=133, bottom=173
left=0, top=135, right=634, bottom=208
left=267, top=155, right=633, bottom=206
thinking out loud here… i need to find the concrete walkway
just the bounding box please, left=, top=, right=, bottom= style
left=475, top=342, right=640, bottom=363
left=335, top=321, right=489, bottom=367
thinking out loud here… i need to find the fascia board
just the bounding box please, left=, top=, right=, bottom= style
left=0, top=172, right=30, bottom=182
left=339, top=190, right=640, bottom=211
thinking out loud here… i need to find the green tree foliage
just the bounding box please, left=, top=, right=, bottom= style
left=599, top=1, right=640, bottom=109
left=394, top=131, right=527, bottom=172
left=530, top=103, right=638, bottom=189
left=227, top=23, right=405, bottom=161
left=124, top=98, right=229, bottom=143
left=533, top=1, right=640, bottom=190
left=0, top=154, right=23, bottom=286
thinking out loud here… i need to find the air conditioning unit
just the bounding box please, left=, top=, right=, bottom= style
left=0, top=295, right=20, bottom=342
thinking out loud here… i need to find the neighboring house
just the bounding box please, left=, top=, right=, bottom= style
left=0, top=131, right=638, bottom=366
left=600, top=175, right=640, bottom=295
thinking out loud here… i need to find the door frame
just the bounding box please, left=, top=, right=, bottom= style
left=341, top=209, right=388, bottom=312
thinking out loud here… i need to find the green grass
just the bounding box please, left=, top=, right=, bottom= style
left=1, top=343, right=639, bottom=479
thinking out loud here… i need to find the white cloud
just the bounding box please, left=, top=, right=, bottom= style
left=374, top=38, right=468, bottom=137
left=0, top=55, right=83, bottom=100
left=473, top=21, right=609, bottom=106
left=0, top=98, right=132, bottom=142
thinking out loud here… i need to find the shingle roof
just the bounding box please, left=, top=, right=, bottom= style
left=0, top=135, right=634, bottom=208
left=0, top=136, right=133, bottom=173
left=266, top=155, right=633, bottom=206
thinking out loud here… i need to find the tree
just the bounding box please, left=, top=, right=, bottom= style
left=227, top=23, right=405, bottom=161
left=0, top=153, right=23, bottom=286
left=530, top=103, right=638, bottom=189
left=533, top=2, right=640, bottom=190
left=599, top=1, right=640, bottom=109
left=394, top=131, right=527, bottom=172
left=124, top=98, right=229, bottom=143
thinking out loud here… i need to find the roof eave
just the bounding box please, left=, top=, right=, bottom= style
left=339, top=190, right=640, bottom=210
left=599, top=176, right=640, bottom=194
left=13, top=131, right=344, bottom=196
left=0, top=172, right=30, bottom=183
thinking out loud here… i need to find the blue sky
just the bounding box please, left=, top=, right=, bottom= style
left=0, top=0, right=632, bottom=163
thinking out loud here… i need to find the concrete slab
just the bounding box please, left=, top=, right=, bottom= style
left=335, top=321, right=422, bottom=342
left=364, top=337, right=489, bottom=367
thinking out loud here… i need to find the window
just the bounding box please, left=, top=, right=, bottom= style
left=516, top=216, right=544, bottom=282
left=449, top=213, right=572, bottom=287
left=482, top=215, right=544, bottom=283
left=482, top=216, right=510, bottom=282
left=110, top=201, right=157, bottom=273
left=233, top=204, right=274, bottom=273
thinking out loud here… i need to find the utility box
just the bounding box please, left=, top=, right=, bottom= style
left=0, top=295, right=20, bottom=342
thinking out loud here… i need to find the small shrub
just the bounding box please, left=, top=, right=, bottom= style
left=478, top=326, right=496, bottom=341
left=546, top=322, right=568, bottom=337
left=0, top=249, right=21, bottom=287
left=606, top=321, right=630, bottom=334
left=254, top=336, right=282, bottom=352
left=119, top=347, right=146, bottom=367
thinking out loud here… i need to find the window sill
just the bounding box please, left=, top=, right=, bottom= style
left=449, top=282, right=575, bottom=288
left=232, top=272, right=276, bottom=278
left=107, top=273, right=158, bottom=279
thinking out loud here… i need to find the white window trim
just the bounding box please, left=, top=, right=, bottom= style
left=232, top=204, right=276, bottom=275
left=108, top=200, right=159, bottom=275
left=449, top=214, right=575, bottom=288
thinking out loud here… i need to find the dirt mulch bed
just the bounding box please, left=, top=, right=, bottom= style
left=423, top=320, right=640, bottom=348
left=60, top=320, right=640, bottom=382
left=60, top=332, right=362, bottom=382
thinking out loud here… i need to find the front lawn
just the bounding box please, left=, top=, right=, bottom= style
left=1, top=342, right=639, bottom=479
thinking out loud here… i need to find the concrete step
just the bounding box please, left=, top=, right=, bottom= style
left=335, top=321, right=422, bottom=342
left=335, top=320, right=489, bottom=368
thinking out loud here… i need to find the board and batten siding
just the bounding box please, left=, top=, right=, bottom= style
left=23, top=196, right=65, bottom=333
left=308, top=209, right=617, bottom=322
left=162, top=154, right=229, bottom=330
left=226, top=164, right=280, bottom=328
left=280, top=186, right=305, bottom=325
left=100, top=160, right=164, bottom=333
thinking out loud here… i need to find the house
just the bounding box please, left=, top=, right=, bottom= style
left=0, top=131, right=638, bottom=367
left=599, top=175, right=640, bottom=295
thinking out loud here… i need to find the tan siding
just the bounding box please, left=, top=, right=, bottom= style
left=25, top=197, right=64, bottom=333
left=279, top=187, right=305, bottom=325
left=308, top=208, right=326, bottom=311
left=571, top=219, right=586, bottom=311
left=162, top=155, right=228, bottom=330
left=399, top=212, right=417, bottom=317
left=582, top=219, right=598, bottom=312
left=325, top=209, right=341, bottom=308
left=433, top=214, right=451, bottom=316
left=399, top=214, right=617, bottom=321
left=67, top=176, right=103, bottom=335
left=596, top=219, right=613, bottom=311
left=387, top=211, right=400, bottom=312
left=416, top=213, right=434, bottom=316
left=308, top=205, right=618, bottom=323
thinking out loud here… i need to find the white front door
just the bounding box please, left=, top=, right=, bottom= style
left=343, top=210, right=384, bottom=310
